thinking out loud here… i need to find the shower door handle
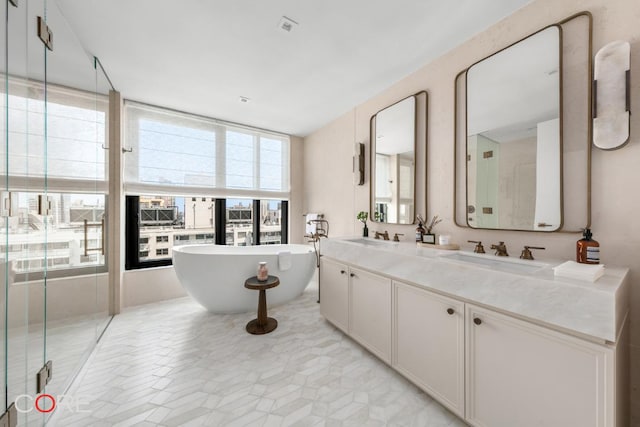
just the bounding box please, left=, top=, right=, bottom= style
left=84, top=219, right=105, bottom=256
left=1, top=192, right=14, bottom=217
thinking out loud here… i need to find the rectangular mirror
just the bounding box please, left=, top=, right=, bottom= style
left=371, top=95, right=416, bottom=224
left=466, top=26, right=562, bottom=231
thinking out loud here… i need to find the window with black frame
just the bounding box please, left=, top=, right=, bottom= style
left=125, top=196, right=288, bottom=269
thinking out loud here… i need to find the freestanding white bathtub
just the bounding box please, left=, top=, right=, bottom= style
left=172, top=244, right=316, bottom=313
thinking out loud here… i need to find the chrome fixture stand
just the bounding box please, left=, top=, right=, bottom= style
left=304, top=216, right=329, bottom=304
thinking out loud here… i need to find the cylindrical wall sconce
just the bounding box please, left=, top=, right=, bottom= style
left=353, top=142, right=365, bottom=185
left=593, top=40, right=631, bottom=150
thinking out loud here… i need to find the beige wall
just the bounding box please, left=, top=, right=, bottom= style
left=304, top=111, right=358, bottom=238
left=7, top=274, right=109, bottom=326
left=289, top=136, right=305, bottom=243
left=303, top=0, right=640, bottom=422
left=123, top=267, right=187, bottom=307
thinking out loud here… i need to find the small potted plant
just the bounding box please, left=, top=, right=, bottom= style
left=357, top=211, right=369, bottom=237
left=422, top=215, right=442, bottom=244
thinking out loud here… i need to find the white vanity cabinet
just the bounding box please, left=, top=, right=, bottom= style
left=465, top=304, right=617, bottom=427
left=319, top=257, right=350, bottom=333
left=319, top=240, right=628, bottom=427
left=349, top=267, right=392, bottom=363
left=320, top=258, right=392, bottom=362
left=393, top=281, right=465, bottom=417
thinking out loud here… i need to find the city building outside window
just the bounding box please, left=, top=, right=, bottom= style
left=126, top=196, right=288, bottom=268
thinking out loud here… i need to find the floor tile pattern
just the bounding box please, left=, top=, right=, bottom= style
left=52, top=281, right=465, bottom=426
left=7, top=313, right=111, bottom=427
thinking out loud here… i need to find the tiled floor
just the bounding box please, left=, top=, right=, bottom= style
left=52, top=280, right=465, bottom=427
left=5, top=312, right=111, bottom=427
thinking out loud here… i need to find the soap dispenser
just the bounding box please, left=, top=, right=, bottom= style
left=576, top=228, right=600, bottom=264
left=415, top=215, right=426, bottom=242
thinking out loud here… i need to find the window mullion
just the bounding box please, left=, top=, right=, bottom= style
left=215, top=198, right=226, bottom=245
left=253, top=200, right=260, bottom=245
left=254, top=134, right=260, bottom=191
left=216, top=125, right=226, bottom=188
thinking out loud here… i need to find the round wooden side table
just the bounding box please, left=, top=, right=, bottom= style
left=244, top=275, right=280, bottom=335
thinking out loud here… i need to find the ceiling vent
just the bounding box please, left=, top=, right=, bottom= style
left=278, top=16, right=298, bottom=33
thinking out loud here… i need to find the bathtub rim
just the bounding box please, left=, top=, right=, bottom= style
left=172, top=243, right=314, bottom=256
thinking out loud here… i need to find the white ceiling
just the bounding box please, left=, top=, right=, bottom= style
left=57, top=0, right=532, bottom=137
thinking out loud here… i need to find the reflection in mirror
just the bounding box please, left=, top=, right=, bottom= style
left=371, top=96, right=416, bottom=224
left=466, top=26, right=561, bottom=231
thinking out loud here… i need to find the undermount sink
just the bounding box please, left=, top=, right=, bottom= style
left=442, top=252, right=549, bottom=275
left=345, top=238, right=398, bottom=247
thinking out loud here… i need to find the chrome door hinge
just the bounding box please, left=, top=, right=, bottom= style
left=37, top=194, right=52, bottom=216
left=36, top=360, right=53, bottom=393
left=0, top=403, right=17, bottom=427
left=37, top=16, right=53, bottom=51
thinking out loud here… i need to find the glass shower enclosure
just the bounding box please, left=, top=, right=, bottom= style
left=1, top=0, right=113, bottom=424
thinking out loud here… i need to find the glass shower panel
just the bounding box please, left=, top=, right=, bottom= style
left=0, top=0, right=7, bottom=417
left=95, top=58, right=112, bottom=340
left=5, top=0, right=48, bottom=424
left=0, top=0, right=112, bottom=421
left=41, top=0, right=106, bottom=412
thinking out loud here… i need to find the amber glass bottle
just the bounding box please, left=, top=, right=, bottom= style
left=576, top=228, right=600, bottom=264
left=415, top=222, right=425, bottom=242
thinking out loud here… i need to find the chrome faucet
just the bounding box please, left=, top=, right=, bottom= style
left=305, top=219, right=329, bottom=242
left=393, top=233, right=404, bottom=242
left=375, top=231, right=390, bottom=240
left=491, top=241, right=509, bottom=256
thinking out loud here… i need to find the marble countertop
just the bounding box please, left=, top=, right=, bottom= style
left=321, top=237, right=629, bottom=344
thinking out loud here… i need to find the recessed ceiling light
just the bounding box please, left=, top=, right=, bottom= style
left=278, top=16, right=298, bottom=33
left=239, top=96, right=250, bottom=103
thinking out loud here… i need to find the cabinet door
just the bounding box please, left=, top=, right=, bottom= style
left=394, top=282, right=464, bottom=416
left=319, top=258, right=349, bottom=333
left=349, top=267, right=392, bottom=363
left=466, top=304, right=614, bottom=427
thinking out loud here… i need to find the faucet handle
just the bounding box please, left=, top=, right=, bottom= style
left=393, top=233, right=404, bottom=242
left=468, top=240, right=485, bottom=254
left=490, top=241, right=508, bottom=256
left=520, top=245, right=545, bottom=260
